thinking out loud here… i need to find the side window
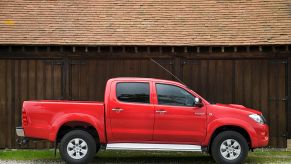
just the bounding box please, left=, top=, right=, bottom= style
left=116, top=82, right=150, bottom=104
left=156, top=84, right=195, bottom=107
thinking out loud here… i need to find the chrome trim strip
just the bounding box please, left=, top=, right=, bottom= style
left=16, top=127, right=25, bottom=137
left=106, top=143, right=201, bottom=152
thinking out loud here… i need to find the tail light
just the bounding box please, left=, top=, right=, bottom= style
left=22, top=111, right=28, bottom=126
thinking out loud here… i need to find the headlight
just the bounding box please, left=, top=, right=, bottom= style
left=249, top=114, right=264, bottom=124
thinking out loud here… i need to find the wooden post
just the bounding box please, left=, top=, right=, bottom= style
left=288, top=57, right=291, bottom=138
left=173, top=57, right=182, bottom=81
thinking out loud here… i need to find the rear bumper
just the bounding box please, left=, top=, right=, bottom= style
left=16, top=127, right=25, bottom=137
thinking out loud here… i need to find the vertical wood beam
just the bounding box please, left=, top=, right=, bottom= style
left=197, top=47, right=200, bottom=53
left=146, top=46, right=150, bottom=53
left=209, top=47, right=212, bottom=53
left=288, top=57, right=291, bottom=138
left=97, top=46, right=101, bottom=53
left=134, top=46, right=138, bottom=53
left=184, top=47, right=188, bottom=53
left=173, top=57, right=182, bottom=81
left=63, top=56, right=70, bottom=100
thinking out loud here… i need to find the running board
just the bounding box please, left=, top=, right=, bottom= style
left=106, top=143, right=202, bottom=152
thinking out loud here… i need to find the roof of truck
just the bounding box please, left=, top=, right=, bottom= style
left=109, top=77, right=183, bottom=86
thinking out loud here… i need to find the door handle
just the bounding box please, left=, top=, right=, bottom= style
left=112, top=108, right=123, bottom=113
left=156, top=109, right=167, bottom=114
left=194, top=112, right=205, bottom=116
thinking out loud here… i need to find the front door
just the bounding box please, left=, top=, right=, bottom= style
left=108, top=81, right=155, bottom=142
left=153, top=83, right=207, bottom=144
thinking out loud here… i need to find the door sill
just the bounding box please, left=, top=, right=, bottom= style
left=106, top=143, right=202, bottom=152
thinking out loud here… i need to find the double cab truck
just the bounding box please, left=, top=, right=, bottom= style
left=16, top=77, right=269, bottom=164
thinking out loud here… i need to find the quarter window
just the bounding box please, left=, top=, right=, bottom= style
left=156, top=84, right=195, bottom=107
left=116, top=82, right=150, bottom=103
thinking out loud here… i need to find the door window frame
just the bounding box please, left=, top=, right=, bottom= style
left=112, top=80, right=155, bottom=105
left=152, top=82, right=205, bottom=108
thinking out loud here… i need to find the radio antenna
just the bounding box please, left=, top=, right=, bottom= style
left=150, top=58, right=187, bottom=87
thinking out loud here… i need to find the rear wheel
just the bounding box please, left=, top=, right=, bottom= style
left=211, top=131, right=248, bottom=164
left=59, top=130, right=96, bottom=164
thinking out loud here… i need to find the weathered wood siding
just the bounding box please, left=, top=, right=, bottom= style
left=0, top=51, right=288, bottom=148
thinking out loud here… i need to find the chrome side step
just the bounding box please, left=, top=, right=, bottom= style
left=106, top=143, right=202, bottom=152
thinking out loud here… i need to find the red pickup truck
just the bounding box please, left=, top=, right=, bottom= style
left=16, top=77, right=268, bottom=164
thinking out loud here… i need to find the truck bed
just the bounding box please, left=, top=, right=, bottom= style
left=22, top=100, right=105, bottom=141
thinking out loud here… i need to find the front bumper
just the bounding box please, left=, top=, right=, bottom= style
left=253, top=124, right=269, bottom=148
left=16, top=127, right=25, bottom=137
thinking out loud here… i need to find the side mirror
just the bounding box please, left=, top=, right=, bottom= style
left=194, top=97, right=203, bottom=107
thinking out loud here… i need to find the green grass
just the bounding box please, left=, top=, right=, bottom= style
left=0, top=149, right=58, bottom=160
left=0, top=149, right=290, bottom=163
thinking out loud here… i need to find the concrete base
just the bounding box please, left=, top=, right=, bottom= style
left=288, top=139, right=291, bottom=150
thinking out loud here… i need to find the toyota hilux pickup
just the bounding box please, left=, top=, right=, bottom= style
left=16, top=77, right=269, bottom=164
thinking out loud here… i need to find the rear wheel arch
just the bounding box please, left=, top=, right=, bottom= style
left=56, top=121, right=101, bottom=151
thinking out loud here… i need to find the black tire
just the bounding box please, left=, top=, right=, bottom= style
left=59, top=130, right=96, bottom=164
left=211, top=131, right=248, bottom=164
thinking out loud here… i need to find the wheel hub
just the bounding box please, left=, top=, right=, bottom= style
left=67, top=138, right=88, bottom=160
left=220, top=139, right=241, bottom=160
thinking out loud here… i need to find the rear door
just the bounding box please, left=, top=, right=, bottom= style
left=153, top=83, right=207, bottom=144
left=107, top=81, right=155, bottom=142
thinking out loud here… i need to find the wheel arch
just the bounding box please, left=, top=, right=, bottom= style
left=55, top=121, right=100, bottom=144
left=207, top=125, right=252, bottom=153
left=49, top=113, right=106, bottom=144
left=203, top=118, right=258, bottom=150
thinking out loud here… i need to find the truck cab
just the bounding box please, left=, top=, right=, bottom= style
left=106, top=78, right=208, bottom=144
left=16, top=77, right=269, bottom=164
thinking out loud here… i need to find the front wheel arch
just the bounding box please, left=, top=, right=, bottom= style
left=208, top=125, right=251, bottom=154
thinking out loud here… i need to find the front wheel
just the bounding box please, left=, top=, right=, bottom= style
left=211, top=131, right=248, bottom=164
left=59, top=130, right=96, bottom=164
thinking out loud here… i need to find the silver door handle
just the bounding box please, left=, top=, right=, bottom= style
left=194, top=112, right=205, bottom=116
left=156, top=110, right=167, bottom=113
left=112, top=108, right=123, bottom=112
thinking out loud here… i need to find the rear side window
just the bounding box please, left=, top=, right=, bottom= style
left=116, top=82, right=150, bottom=104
